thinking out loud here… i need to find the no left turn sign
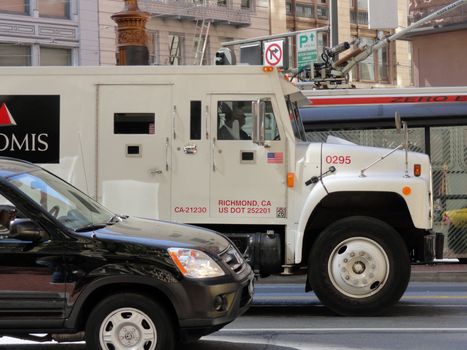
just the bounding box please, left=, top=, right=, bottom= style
left=263, top=40, right=284, bottom=67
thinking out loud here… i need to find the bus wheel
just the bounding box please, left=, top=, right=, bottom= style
left=308, top=216, right=410, bottom=316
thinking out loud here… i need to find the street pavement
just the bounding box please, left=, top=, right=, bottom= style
left=0, top=262, right=466, bottom=349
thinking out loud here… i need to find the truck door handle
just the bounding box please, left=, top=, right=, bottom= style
left=149, top=168, right=163, bottom=175
left=183, top=144, right=198, bottom=154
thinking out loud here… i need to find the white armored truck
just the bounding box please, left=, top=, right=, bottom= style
left=0, top=65, right=438, bottom=315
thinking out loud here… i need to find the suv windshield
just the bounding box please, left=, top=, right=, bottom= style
left=5, top=169, right=114, bottom=231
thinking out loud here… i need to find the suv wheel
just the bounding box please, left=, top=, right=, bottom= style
left=85, top=293, right=174, bottom=350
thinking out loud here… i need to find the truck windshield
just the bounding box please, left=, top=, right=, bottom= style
left=286, top=96, right=307, bottom=142
left=6, top=169, right=115, bottom=231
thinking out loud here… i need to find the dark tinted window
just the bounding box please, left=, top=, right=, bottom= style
left=114, top=113, right=155, bottom=134
left=190, top=101, right=202, bottom=140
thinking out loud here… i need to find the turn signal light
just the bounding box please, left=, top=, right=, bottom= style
left=287, top=172, right=295, bottom=188
left=402, top=186, right=412, bottom=196
left=263, top=66, right=274, bottom=73
left=414, top=164, right=422, bottom=177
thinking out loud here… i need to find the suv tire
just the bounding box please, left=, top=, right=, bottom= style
left=85, top=293, right=174, bottom=350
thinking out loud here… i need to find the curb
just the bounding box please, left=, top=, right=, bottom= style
left=256, top=264, right=467, bottom=284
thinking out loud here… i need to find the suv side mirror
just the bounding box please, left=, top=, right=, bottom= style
left=252, top=100, right=265, bottom=146
left=9, top=219, right=49, bottom=243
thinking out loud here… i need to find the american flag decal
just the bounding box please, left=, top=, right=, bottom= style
left=267, top=152, right=283, bottom=164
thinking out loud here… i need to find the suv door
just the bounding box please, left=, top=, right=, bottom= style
left=0, top=194, right=66, bottom=329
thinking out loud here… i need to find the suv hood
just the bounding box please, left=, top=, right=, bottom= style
left=78, top=217, right=230, bottom=256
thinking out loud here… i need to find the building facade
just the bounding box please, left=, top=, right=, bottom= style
left=286, top=0, right=411, bottom=87
left=0, top=0, right=99, bottom=66
left=99, top=0, right=286, bottom=66
left=407, top=0, right=467, bottom=87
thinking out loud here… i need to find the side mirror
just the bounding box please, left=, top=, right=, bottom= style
left=252, top=100, right=265, bottom=146
left=9, top=219, right=49, bottom=243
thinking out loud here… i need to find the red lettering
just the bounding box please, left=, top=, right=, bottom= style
left=325, top=155, right=352, bottom=165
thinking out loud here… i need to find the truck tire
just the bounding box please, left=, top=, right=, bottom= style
left=85, top=293, right=174, bottom=350
left=308, top=216, right=410, bottom=316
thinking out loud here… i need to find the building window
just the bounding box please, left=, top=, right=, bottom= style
left=169, top=34, right=184, bottom=65
left=352, top=36, right=389, bottom=82
left=350, top=0, right=368, bottom=25
left=217, top=0, right=227, bottom=6
left=0, top=0, right=29, bottom=14
left=40, top=47, right=72, bottom=66
left=316, top=4, right=328, bottom=19
left=241, top=0, right=252, bottom=10
left=296, top=4, right=313, bottom=18
left=0, top=44, right=31, bottom=66
left=285, top=2, right=292, bottom=15
left=148, top=30, right=159, bottom=65
left=287, top=1, right=328, bottom=20
left=38, top=0, right=70, bottom=19
left=378, top=44, right=389, bottom=81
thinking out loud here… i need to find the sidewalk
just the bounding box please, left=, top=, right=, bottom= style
left=257, top=262, right=467, bottom=284
left=411, top=262, right=467, bottom=282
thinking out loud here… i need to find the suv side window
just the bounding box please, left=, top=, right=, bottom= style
left=0, top=195, right=17, bottom=239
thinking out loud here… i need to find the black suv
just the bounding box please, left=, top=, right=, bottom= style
left=0, top=158, right=254, bottom=349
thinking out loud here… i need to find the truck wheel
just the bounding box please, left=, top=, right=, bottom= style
left=85, top=293, right=174, bottom=350
left=308, top=216, right=410, bottom=316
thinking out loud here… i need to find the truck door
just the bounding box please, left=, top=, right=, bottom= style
left=97, top=85, right=172, bottom=219
left=171, top=100, right=211, bottom=222
left=210, top=96, right=287, bottom=220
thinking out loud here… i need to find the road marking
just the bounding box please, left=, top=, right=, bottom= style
left=220, top=327, right=467, bottom=333
left=254, top=295, right=467, bottom=301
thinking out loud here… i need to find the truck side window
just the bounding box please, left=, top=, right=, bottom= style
left=114, top=113, right=155, bottom=134
left=217, top=101, right=251, bottom=140
left=264, top=100, right=280, bottom=141
left=217, top=100, right=279, bottom=141
left=190, top=101, right=202, bottom=140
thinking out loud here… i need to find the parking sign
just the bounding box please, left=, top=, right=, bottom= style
left=296, top=30, right=319, bottom=69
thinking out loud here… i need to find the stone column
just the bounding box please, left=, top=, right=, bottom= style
left=111, top=0, right=150, bottom=65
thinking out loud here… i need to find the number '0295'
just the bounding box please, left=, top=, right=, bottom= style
left=325, top=155, right=352, bottom=164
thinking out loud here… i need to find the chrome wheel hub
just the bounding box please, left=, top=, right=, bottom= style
left=328, top=237, right=389, bottom=298
left=99, top=307, right=157, bottom=350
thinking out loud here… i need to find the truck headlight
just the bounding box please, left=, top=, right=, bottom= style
left=168, top=248, right=225, bottom=278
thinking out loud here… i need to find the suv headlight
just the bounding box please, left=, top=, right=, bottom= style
left=168, top=248, right=225, bottom=278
